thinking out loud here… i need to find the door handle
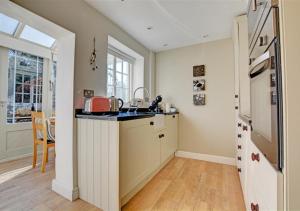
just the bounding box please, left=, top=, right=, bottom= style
left=249, top=51, right=271, bottom=79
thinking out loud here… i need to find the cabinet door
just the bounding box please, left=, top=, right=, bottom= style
left=166, top=114, right=178, bottom=155
left=159, top=130, right=170, bottom=164
left=120, top=119, right=154, bottom=198
left=149, top=130, right=160, bottom=173
left=246, top=140, right=278, bottom=211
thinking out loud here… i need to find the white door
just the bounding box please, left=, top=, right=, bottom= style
left=0, top=47, right=54, bottom=161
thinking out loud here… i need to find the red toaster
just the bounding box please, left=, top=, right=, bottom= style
left=84, top=96, right=110, bottom=113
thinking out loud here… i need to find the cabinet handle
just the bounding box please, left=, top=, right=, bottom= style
left=242, top=125, right=248, bottom=131
left=251, top=203, right=259, bottom=211
left=238, top=156, right=242, bottom=161
left=235, top=106, right=239, bottom=110
left=238, top=168, right=241, bottom=173
left=235, top=94, right=238, bottom=98
left=251, top=153, right=260, bottom=162
left=159, top=134, right=165, bottom=139
left=238, top=134, right=242, bottom=138
left=150, top=121, right=154, bottom=126
left=172, top=115, right=175, bottom=118
left=238, top=145, right=242, bottom=149
left=238, top=123, right=242, bottom=127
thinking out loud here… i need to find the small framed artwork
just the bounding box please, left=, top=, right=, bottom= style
left=193, top=93, right=206, bottom=106
left=193, top=65, right=205, bottom=77
left=193, top=79, right=205, bottom=91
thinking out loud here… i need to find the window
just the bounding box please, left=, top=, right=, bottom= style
left=20, top=25, right=56, bottom=48
left=107, top=52, right=132, bottom=102
left=7, top=49, right=44, bottom=123
left=0, top=13, right=19, bottom=35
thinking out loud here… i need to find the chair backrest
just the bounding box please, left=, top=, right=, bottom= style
left=31, top=111, right=48, bottom=142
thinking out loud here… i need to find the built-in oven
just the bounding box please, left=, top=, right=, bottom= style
left=249, top=6, right=283, bottom=171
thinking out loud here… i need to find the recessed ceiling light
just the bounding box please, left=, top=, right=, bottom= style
left=147, top=26, right=153, bottom=30
left=203, top=34, right=209, bottom=38
left=163, top=44, right=168, bottom=47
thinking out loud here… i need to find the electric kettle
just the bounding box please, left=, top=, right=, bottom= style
left=109, top=96, right=124, bottom=112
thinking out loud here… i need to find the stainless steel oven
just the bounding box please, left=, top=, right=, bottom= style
left=249, top=4, right=283, bottom=170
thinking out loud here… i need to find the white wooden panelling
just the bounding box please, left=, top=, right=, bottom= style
left=77, top=119, right=119, bottom=211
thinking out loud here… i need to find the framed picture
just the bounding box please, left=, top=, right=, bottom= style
left=193, top=79, right=205, bottom=91
left=193, top=94, right=206, bottom=105
left=193, top=65, right=205, bottom=77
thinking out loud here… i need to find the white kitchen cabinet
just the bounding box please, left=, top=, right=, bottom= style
left=119, top=118, right=155, bottom=199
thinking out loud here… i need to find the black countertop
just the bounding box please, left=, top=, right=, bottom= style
left=75, top=110, right=179, bottom=121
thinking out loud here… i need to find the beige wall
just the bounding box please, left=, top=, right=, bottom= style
left=156, top=38, right=235, bottom=158
left=279, top=0, right=300, bottom=210
left=12, top=0, right=155, bottom=101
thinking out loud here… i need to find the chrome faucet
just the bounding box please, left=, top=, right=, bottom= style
left=127, top=87, right=150, bottom=113
left=133, top=87, right=150, bottom=103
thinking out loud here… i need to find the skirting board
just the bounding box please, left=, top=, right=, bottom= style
left=175, top=151, right=236, bottom=166
left=52, top=179, right=79, bottom=201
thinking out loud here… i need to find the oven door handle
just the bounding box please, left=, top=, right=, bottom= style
left=249, top=51, right=271, bottom=79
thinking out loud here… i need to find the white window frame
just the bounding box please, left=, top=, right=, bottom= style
left=107, top=45, right=135, bottom=103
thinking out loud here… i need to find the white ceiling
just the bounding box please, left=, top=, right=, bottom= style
left=85, top=0, right=248, bottom=52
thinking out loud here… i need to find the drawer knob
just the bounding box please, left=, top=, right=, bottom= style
left=172, top=115, right=175, bottom=118
left=150, top=121, right=154, bottom=126
left=238, top=145, right=242, bottom=149
left=251, top=203, right=259, bottom=211
left=238, top=134, right=242, bottom=138
left=238, top=156, right=242, bottom=161
left=251, top=153, right=260, bottom=162
left=238, top=168, right=241, bottom=173
left=237, top=123, right=242, bottom=127
left=242, top=125, right=248, bottom=131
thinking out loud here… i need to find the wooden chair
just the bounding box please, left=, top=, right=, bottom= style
left=31, top=111, right=55, bottom=173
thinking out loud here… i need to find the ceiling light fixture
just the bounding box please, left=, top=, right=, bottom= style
left=163, top=44, right=168, bottom=47
left=147, top=26, right=153, bottom=30
left=203, top=34, right=209, bottom=38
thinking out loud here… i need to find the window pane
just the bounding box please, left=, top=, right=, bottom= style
left=123, top=61, right=129, bottom=74
left=123, top=88, right=129, bottom=102
left=20, top=25, right=56, bottom=48
left=15, top=94, right=22, bottom=103
left=15, top=84, right=23, bottom=93
left=116, top=58, right=122, bottom=72
left=24, top=75, right=31, bottom=84
left=16, top=74, right=22, bottom=83
left=107, top=85, right=114, bottom=97
left=0, top=13, right=19, bottom=35
left=107, top=54, right=114, bottom=69
left=107, top=69, right=114, bottom=86
left=23, top=94, right=30, bottom=103
left=24, top=85, right=30, bottom=93
left=116, top=72, right=122, bottom=87
left=116, top=87, right=122, bottom=99
left=123, top=74, right=129, bottom=88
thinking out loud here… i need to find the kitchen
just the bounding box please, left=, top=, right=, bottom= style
left=0, top=0, right=299, bottom=211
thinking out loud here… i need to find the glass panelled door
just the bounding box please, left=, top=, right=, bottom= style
left=0, top=47, right=54, bottom=161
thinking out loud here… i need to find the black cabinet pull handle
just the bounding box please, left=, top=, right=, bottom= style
left=172, top=115, right=175, bottom=118
left=238, top=156, right=242, bottom=161
left=238, top=168, right=241, bottom=173
left=150, top=121, right=154, bottom=126
left=238, top=123, right=242, bottom=127
left=159, top=134, right=165, bottom=139
left=238, top=145, right=242, bottom=149
left=238, top=134, right=242, bottom=138
left=243, top=125, right=248, bottom=131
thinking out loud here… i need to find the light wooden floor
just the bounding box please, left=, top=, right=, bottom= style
left=0, top=155, right=245, bottom=211
left=0, top=153, right=99, bottom=211
left=123, top=157, right=245, bottom=211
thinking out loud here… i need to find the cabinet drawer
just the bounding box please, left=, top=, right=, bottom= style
left=247, top=140, right=278, bottom=211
